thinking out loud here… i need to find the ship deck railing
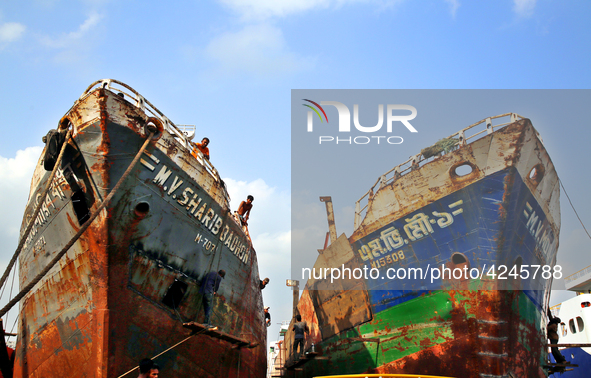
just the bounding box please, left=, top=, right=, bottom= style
left=353, top=112, right=526, bottom=229
left=564, top=264, right=591, bottom=286
left=78, top=79, right=227, bottom=201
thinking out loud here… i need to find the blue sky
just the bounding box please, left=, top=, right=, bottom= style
left=1, top=0, right=590, bottom=352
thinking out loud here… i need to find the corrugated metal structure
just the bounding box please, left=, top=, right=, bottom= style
left=286, top=114, right=560, bottom=378
left=14, top=79, right=267, bottom=377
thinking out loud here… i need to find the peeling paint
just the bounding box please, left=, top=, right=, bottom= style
left=287, top=117, right=558, bottom=377
left=15, top=81, right=267, bottom=377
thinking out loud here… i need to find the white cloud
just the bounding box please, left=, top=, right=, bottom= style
left=40, top=11, right=103, bottom=49
left=444, top=0, right=460, bottom=19
left=219, top=0, right=334, bottom=20
left=222, top=177, right=290, bottom=232
left=222, top=177, right=292, bottom=340
left=219, top=0, right=404, bottom=20
left=0, top=147, right=41, bottom=337
left=222, top=176, right=291, bottom=279
left=36, top=11, right=105, bottom=67
left=0, top=22, right=26, bottom=43
left=0, top=147, right=42, bottom=242
left=0, top=147, right=42, bottom=332
left=0, top=147, right=41, bottom=182
left=205, top=24, right=315, bottom=78
left=0, top=147, right=43, bottom=284
left=513, top=0, right=536, bottom=18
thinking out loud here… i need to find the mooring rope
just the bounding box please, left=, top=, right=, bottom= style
left=0, top=129, right=72, bottom=292
left=0, top=131, right=155, bottom=319
left=115, top=328, right=209, bottom=378
left=559, top=178, right=591, bottom=240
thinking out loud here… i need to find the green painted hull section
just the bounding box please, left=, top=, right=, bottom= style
left=300, top=290, right=546, bottom=376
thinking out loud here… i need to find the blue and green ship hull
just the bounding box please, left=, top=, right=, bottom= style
left=290, top=115, right=560, bottom=378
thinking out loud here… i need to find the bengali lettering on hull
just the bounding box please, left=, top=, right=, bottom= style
left=289, top=115, right=559, bottom=378
left=351, top=167, right=558, bottom=306
left=14, top=81, right=267, bottom=378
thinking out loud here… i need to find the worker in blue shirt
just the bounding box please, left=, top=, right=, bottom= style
left=199, top=270, right=226, bottom=327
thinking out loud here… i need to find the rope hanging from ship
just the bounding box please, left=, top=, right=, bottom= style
left=162, top=212, right=253, bottom=378
left=559, top=178, right=591, bottom=240
left=0, top=127, right=73, bottom=295
left=115, top=327, right=210, bottom=378
left=115, top=317, right=257, bottom=378
left=0, top=128, right=156, bottom=319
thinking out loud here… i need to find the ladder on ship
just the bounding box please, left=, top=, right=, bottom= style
left=476, top=318, right=510, bottom=377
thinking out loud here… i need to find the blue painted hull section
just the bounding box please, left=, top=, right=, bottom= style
left=550, top=347, right=591, bottom=376
left=352, top=167, right=558, bottom=314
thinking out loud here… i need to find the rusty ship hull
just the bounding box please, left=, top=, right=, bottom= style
left=289, top=115, right=560, bottom=377
left=15, top=80, right=266, bottom=377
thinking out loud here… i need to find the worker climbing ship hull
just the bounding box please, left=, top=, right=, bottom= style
left=13, top=79, right=267, bottom=377
left=288, top=114, right=560, bottom=377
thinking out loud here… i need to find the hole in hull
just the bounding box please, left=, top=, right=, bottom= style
left=162, top=279, right=188, bottom=309
left=72, top=190, right=90, bottom=225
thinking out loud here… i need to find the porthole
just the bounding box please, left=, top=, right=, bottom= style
left=450, top=161, right=477, bottom=180
left=577, top=316, right=584, bottom=332
left=570, top=319, right=577, bottom=334
left=529, top=167, right=537, bottom=179
left=451, top=252, right=468, bottom=265
left=527, top=164, right=545, bottom=186
left=455, top=164, right=473, bottom=176
left=134, top=202, right=150, bottom=217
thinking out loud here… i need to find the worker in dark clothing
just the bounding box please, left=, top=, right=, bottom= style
left=200, top=270, right=226, bottom=327
left=138, top=358, right=160, bottom=378
left=547, top=308, right=567, bottom=365
left=260, top=277, right=269, bottom=289
left=292, top=314, right=310, bottom=360
left=264, top=306, right=271, bottom=327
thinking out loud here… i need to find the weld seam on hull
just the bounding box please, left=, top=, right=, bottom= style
left=477, top=335, right=508, bottom=341
left=477, top=352, right=509, bottom=358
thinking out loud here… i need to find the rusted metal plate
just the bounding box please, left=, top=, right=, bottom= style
left=289, top=116, right=559, bottom=377
left=310, top=285, right=371, bottom=340
left=354, top=119, right=559, bottom=241
left=14, top=81, right=267, bottom=377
